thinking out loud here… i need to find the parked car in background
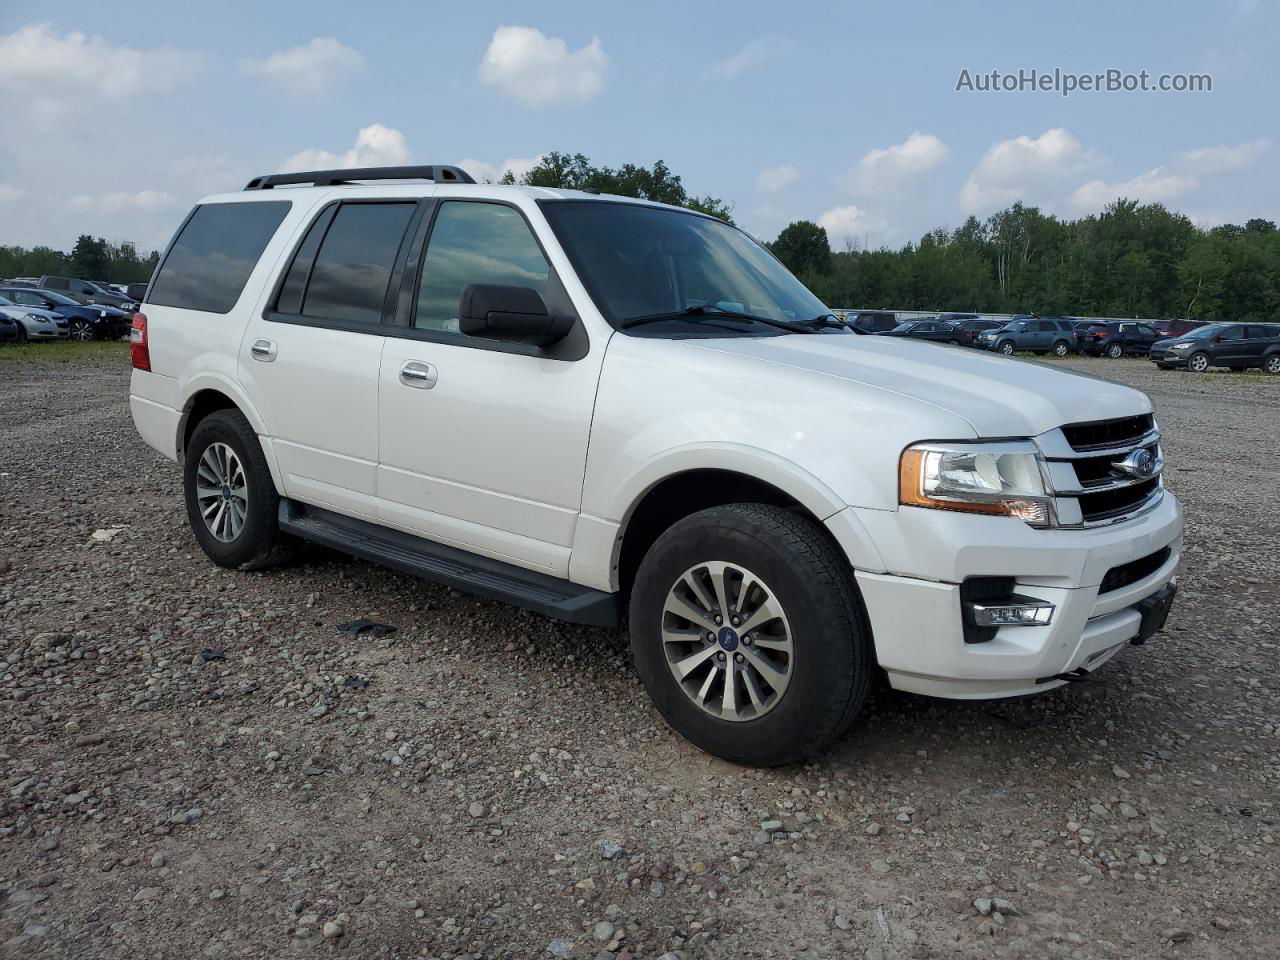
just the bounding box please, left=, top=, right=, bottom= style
left=1152, top=318, right=1208, bottom=339
left=977, top=317, right=1077, bottom=356
left=938, top=312, right=980, bottom=324
left=0, top=293, right=69, bottom=340
left=125, top=282, right=149, bottom=303
left=1078, top=321, right=1161, bottom=358
left=845, top=310, right=898, bottom=333
left=953, top=317, right=1003, bottom=347
left=1150, top=322, right=1280, bottom=373
left=876, top=319, right=961, bottom=344
left=37, top=275, right=139, bottom=312
left=0, top=313, right=19, bottom=343
left=0, top=286, right=132, bottom=340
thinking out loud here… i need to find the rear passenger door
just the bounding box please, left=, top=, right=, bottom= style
left=239, top=198, right=427, bottom=519
left=1242, top=325, right=1274, bottom=365
left=376, top=198, right=604, bottom=577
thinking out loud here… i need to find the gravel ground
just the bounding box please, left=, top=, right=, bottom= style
left=2, top=345, right=1277, bottom=960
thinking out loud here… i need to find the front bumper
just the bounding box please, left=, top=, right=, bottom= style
left=1150, top=349, right=1188, bottom=367
left=832, top=492, right=1183, bottom=698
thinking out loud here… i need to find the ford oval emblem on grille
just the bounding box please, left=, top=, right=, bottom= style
left=1116, top=448, right=1157, bottom=479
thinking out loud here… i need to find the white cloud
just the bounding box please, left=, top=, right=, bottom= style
left=66, top=190, right=176, bottom=214
left=0, top=22, right=198, bottom=118
left=817, top=205, right=887, bottom=248
left=712, top=35, right=795, bottom=79
left=755, top=164, right=799, bottom=194
left=1071, top=168, right=1198, bottom=210
left=282, top=123, right=410, bottom=172
left=241, top=37, right=364, bottom=94
left=479, top=26, right=606, bottom=107
left=458, top=155, right=544, bottom=184
left=0, top=184, right=23, bottom=204
left=960, top=128, right=1098, bottom=213
left=1177, top=138, right=1269, bottom=174
left=847, top=132, right=948, bottom=194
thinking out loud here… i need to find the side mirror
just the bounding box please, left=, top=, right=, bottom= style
left=458, top=284, right=574, bottom=347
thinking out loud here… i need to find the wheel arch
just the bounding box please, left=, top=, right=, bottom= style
left=175, top=377, right=285, bottom=494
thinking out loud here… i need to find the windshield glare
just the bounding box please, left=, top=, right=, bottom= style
left=540, top=200, right=829, bottom=331
left=1182, top=323, right=1228, bottom=339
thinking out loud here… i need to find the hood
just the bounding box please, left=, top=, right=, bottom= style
left=690, top=334, right=1152, bottom=438
left=0, top=305, right=59, bottom=321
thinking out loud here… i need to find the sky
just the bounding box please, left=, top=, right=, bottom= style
left=1, top=0, right=1277, bottom=254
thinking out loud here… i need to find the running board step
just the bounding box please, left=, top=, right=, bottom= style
left=278, top=501, right=619, bottom=627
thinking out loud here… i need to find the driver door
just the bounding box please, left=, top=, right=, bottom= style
left=375, top=199, right=605, bottom=577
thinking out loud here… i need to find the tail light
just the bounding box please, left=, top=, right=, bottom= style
left=130, top=312, right=150, bottom=371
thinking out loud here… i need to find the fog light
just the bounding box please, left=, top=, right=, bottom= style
left=967, top=596, right=1055, bottom=627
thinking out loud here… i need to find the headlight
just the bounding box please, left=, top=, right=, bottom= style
left=1169, top=342, right=1192, bottom=351
left=899, top=441, right=1056, bottom=527
left=24, top=313, right=45, bottom=322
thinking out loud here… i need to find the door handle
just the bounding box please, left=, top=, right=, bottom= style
left=399, top=360, right=438, bottom=389
left=250, top=339, right=277, bottom=362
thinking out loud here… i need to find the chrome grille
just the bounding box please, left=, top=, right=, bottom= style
left=1037, top=418, right=1164, bottom=528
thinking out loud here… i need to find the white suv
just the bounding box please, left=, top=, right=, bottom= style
left=129, top=165, right=1182, bottom=765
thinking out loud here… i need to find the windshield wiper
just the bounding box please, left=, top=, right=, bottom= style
left=803, top=312, right=860, bottom=331
left=620, top=305, right=817, bottom=334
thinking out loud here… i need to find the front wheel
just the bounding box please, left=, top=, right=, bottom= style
left=1265, top=354, right=1280, bottom=375
left=69, top=319, right=95, bottom=341
left=1052, top=340, right=1070, bottom=357
left=999, top=341, right=1015, bottom=355
left=1106, top=342, right=1124, bottom=359
left=184, top=409, right=293, bottom=569
left=629, top=504, right=873, bottom=766
left=1187, top=352, right=1210, bottom=373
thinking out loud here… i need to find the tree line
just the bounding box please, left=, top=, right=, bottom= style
left=5, top=155, right=1276, bottom=322
left=0, top=235, right=160, bottom=285
left=771, top=200, right=1279, bottom=321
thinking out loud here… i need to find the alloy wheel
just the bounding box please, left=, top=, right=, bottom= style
left=661, top=561, right=794, bottom=722
left=1266, top=355, right=1280, bottom=375
left=1000, top=341, right=1014, bottom=355
left=195, top=442, right=248, bottom=542
left=1053, top=341, right=1068, bottom=356
left=1189, top=353, right=1209, bottom=373
left=1107, top=343, right=1123, bottom=358
left=70, top=320, right=93, bottom=341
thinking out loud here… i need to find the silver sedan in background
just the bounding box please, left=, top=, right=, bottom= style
left=0, top=294, right=69, bottom=341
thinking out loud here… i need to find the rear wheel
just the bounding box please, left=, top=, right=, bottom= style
left=1187, top=352, right=1210, bottom=373
left=1052, top=340, right=1070, bottom=357
left=629, top=504, right=873, bottom=766
left=1106, top=342, right=1124, bottom=359
left=184, top=409, right=293, bottom=570
left=1265, top=354, right=1280, bottom=375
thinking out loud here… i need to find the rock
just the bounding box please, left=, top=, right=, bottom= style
left=468, top=801, right=487, bottom=818
left=834, top=914, right=851, bottom=930
left=593, top=921, right=616, bottom=941
left=650, top=879, right=665, bottom=897
left=870, top=859, right=891, bottom=874
left=1161, top=928, right=1192, bottom=943
left=322, top=921, right=344, bottom=939
left=761, top=819, right=784, bottom=833
left=1118, top=802, right=1140, bottom=819
left=597, top=840, right=624, bottom=860
left=992, top=897, right=1019, bottom=916
left=1112, top=765, right=1131, bottom=779
left=134, top=887, right=162, bottom=901
left=546, top=939, right=576, bottom=958
left=865, top=823, right=882, bottom=836
left=974, top=898, right=994, bottom=916
left=184, top=807, right=204, bottom=823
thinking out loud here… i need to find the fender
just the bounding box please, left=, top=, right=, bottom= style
left=176, top=371, right=286, bottom=495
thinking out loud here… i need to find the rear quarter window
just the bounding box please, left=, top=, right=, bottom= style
left=148, top=201, right=291, bottom=314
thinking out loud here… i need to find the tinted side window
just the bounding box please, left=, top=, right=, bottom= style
left=275, top=206, right=337, bottom=315
left=149, top=201, right=291, bottom=314
left=1218, top=326, right=1243, bottom=340
left=303, top=203, right=416, bottom=324
left=414, top=202, right=551, bottom=334
left=1246, top=325, right=1272, bottom=339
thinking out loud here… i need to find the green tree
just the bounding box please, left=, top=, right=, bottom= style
left=508, top=152, right=733, bottom=222
left=770, top=221, right=831, bottom=277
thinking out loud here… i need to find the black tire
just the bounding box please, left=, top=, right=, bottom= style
left=69, top=319, right=95, bottom=341
left=1264, top=354, right=1280, bottom=376
left=1106, top=342, right=1124, bottom=359
left=1187, top=351, right=1210, bottom=373
left=183, top=409, right=293, bottom=570
left=629, top=504, right=873, bottom=766
left=948, top=339, right=961, bottom=346
left=999, top=341, right=1015, bottom=355
left=14, top=324, right=27, bottom=343
left=1052, top=340, right=1070, bottom=357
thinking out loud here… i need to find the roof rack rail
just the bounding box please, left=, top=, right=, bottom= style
left=243, top=165, right=476, bottom=191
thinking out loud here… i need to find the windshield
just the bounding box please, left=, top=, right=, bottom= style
left=540, top=200, right=830, bottom=333
left=1182, top=323, right=1229, bottom=339
left=0, top=294, right=13, bottom=305
left=890, top=322, right=915, bottom=332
